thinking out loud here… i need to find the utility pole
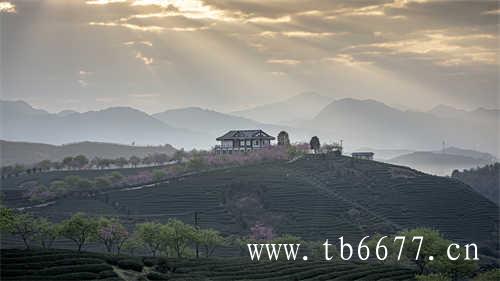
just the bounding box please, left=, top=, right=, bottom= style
left=194, top=211, right=199, bottom=258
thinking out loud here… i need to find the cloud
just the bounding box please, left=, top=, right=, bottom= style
left=0, top=1, right=15, bottom=13
left=89, top=21, right=165, bottom=32
left=324, top=54, right=373, bottom=67
left=269, top=71, right=287, bottom=76
left=124, top=41, right=153, bottom=47
left=482, top=9, right=500, bottom=15
left=78, top=70, right=93, bottom=88
left=259, top=31, right=339, bottom=38
left=356, top=31, right=497, bottom=66
left=86, top=0, right=127, bottom=4
left=129, top=93, right=161, bottom=98
left=266, top=59, right=301, bottom=65
left=95, top=97, right=116, bottom=102
left=130, top=0, right=234, bottom=21
left=135, top=52, right=154, bottom=65
left=246, top=15, right=291, bottom=23
left=90, top=21, right=211, bottom=32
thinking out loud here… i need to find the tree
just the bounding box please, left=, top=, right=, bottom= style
left=0, top=207, right=15, bottom=234
left=172, top=149, right=187, bottom=162
left=309, top=136, right=320, bottom=153
left=73, top=155, right=89, bottom=169
left=473, top=269, right=500, bottom=281
left=7, top=212, right=38, bottom=249
left=166, top=219, right=196, bottom=258
left=187, top=155, right=206, bottom=171
left=153, top=169, right=167, bottom=182
left=432, top=249, right=477, bottom=281
left=62, top=156, right=74, bottom=169
left=129, top=156, right=141, bottom=168
left=95, top=177, right=111, bottom=189
left=415, top=274, right=451, bottom=281
left=64, top=175, right=83, bottom=189
left=97, top=217, right=128, bottom=254
left=152, top=153, right=169, bottom=166
left=37, top=160, right=52, bottom=171
left=49, top=180, right=68, bottom=196
left=76, top=178, right=95, bottom=191
left=195, top=229, right=225, bottom=257
left=60, top=213, right=98, bottom=252
left=122, top=235, right=143, bottom=256
left=110, top=172, right=123, bottom=183
left=36, top=218, right=60, bottom=249
left=142, top=155, right=154, bottom=166
left=136, top=222, right=163, bottom=256
left=277, top=131, right=290, bottom=146
left=114, top=157, right=128, bottom=168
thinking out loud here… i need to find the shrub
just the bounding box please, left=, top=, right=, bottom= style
left=147, top=271, right=170, bottom=281
left=143, top=257, right=158, bottom=267
left=415, top=273, right=451, bottom=281
left=117, top=259, right=144, bottom=272
left=51, top=272, right=99, bottom=280
left=98, top=270, right=118, bottom=279
left=38, top=264, right=111, bottom=275
left=474, top=269, right=500, bottom=281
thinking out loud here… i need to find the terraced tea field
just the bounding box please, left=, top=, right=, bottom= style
left=2, top=156, right=499, bottom=255
left=1, top=249, right=417, bottom=281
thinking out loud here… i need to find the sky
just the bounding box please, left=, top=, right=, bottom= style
left=1, top=0, right=499, bottom=114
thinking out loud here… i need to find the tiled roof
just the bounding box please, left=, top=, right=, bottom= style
left=216, top=130, right=275, bottom=141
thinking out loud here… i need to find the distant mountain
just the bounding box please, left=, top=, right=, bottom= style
left=0, top=100, right=49, bottom=116
left=57, top=110, right=79, bottom=117
left=153, top=107, right=315, bottom=143
left=308, top=98, right=498, bottom=157
left=0, top=140, right=176, bottom=166
left=429, top=104, right=500, bottom=122
left=0, top=100, right=208, bottom=149
left=153, top=107, right=264, bottom=135
left=388, top=151, right=493, bottom=176
left=231, top=92, right=333, bottom=124
left=436, top=146, right=497, bottom=162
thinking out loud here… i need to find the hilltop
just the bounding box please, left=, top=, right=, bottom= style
left=4, top=155, right=497, bottom=254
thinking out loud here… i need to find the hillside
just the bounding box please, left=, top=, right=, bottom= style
left=4, top=155, right=498, bottom=253
left=389, top=151, right=493, bottom=176
left=452, top=163, right=500, bottom=205
left=0, top=140, right=176, bottom=166
left=1, top=101, right=207, bottom=149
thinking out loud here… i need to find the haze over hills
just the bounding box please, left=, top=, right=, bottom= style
left=153, top=107, right=315, bottom=142
left=1, top=100, right=207, bottom=149
left=0, top=140, right=176, bottom=166
left=231, top=92, right=333, bottom=124
left=388, top=148, right=496, bottom=176
left=308, top=98, right=499, bottom=157
left=1, top=98, right=498, bottom=159
left=429, top=104, right=500, bottom=121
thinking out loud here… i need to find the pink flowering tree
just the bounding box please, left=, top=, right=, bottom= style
left=97, top=217, right=129, bottom=254
left=249, top=222, right=274, bottom=241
